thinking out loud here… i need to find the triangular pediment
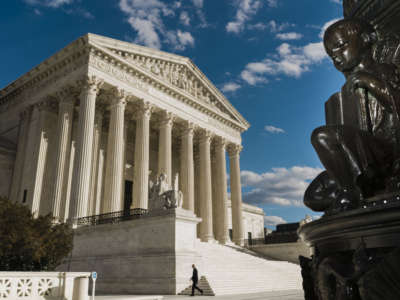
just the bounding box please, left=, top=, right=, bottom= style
left=87, top=34, right=249, bottom=130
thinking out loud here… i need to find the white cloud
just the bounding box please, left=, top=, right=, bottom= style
left=303, top=42, right=326, bottom=61
left=119, top=0, right=196, bottom=50
left=221, top=82, right=241, bottom=93
left=276, top=32, right=303, bottom=40
left=264, top=215, right=287, bottom=227
left=241, top=166, right=323, bottom=206
left=192, top=0, right=203, bottom=8
left=247, top=22, right=267, bottom=30
left=330, top=0, right=342, bottom=4
left=268, top=20, right=292, bottom=33
left=34, top=8, right=41, bottom=15
left=266, top=0, right=278, bottom=7
left=226, top=0, right=262, bottom=34
left=24, top=0, right=72, bottom=7
left=264, top=125, right=285, bottom=134
left=177, top=30, right=194, bottom=47
left=240, top=70, right=268, bottom=85
left=180, top=11, right=190, bottom=26
left=240, top=37, right=328, bottom=84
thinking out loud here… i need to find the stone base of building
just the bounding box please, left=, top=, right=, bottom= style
left=58, top=208, right=202, bottom=295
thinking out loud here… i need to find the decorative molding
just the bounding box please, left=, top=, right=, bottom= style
left=215, top=136, right=227, bottom=150
left=227, top=143, right=243, bottom=157
left=87, top=44, right=248, bottom=133
left=77, top=75, right=104, bottom=94
left=0, top=46, right=88, bottom=113
left=159, top=111, right=174, bottom=127
left=198, top=129, right=213, bottom=144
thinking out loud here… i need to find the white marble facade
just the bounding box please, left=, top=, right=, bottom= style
left=0, top=33, right=254, bottom=245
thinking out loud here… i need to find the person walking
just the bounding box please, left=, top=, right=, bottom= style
left=190, top=264, right=203, bottom=296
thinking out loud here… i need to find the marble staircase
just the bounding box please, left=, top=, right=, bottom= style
left=179, top=241, right=303, bottom=296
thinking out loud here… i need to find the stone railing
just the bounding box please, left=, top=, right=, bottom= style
left=0, top=272, right=90, bottom=300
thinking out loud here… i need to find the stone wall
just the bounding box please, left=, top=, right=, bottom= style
left=58, top=208, right=201, bottom=295
left=250, top=241, right=311, bottom=264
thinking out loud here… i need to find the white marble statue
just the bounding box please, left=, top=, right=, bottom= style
left=148, top=173, right=183, bottom=210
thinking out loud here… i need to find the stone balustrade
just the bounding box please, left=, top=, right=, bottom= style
left=0, top=272, right=90, bottom=300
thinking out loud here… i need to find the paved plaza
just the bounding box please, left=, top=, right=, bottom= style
left=96, top=290, right=305, bottom=300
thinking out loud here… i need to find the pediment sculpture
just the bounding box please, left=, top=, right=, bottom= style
left=148, top=173, right=183, bottom=210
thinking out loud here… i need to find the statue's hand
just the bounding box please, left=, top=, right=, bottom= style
left=348, top=72, right=380, bottom=91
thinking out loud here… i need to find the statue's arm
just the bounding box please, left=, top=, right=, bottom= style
left=349, top=71, right=395, bottom=111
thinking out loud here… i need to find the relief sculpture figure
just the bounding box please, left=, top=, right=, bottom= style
left=148, top=173, right=183, bottom=210
left=304, top=18, right=400, bottom=213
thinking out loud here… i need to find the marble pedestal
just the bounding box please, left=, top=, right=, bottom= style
left=58, top=208, right=201, bottom=295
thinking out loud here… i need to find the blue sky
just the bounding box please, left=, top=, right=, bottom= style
left=1, top=0, right=345, bottom=228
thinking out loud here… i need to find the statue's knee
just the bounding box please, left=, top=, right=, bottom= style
left=311, top=127, right=336, bottom=149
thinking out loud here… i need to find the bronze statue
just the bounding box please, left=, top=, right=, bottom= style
left=305, top=18, right=400, bottom=214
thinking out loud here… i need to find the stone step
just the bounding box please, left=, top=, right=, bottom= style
left=179, top=241, right=303, bottom=296
left=178, top=276, right=215, bottom=296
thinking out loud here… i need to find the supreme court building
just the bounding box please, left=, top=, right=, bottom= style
left=0, top=34, right=265, bottom=246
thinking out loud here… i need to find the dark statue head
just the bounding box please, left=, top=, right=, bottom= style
left=323, top=18, right=376, bottom=73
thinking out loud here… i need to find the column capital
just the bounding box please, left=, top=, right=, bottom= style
left=55, top=85, right=78, bottom=104
left=182, top=121, right=195, bottom=136
left=227, top=143, right=243, bottom=157
left=198, top=129, right=213, bottom=144
left=159, top=111, right=175, bottom=127
left=35, top=97, right=58, bottom=113
left=134, top=101, right=153, bottom=119
left=107, top=87, right=128, bottom=107
left=77, top=75, right=104, bottom=94
left=215, top=136, right=227, bottom=150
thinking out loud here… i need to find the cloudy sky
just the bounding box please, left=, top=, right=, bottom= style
left=1, top=0, right=345, bottom=228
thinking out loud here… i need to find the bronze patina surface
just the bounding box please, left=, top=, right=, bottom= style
left=298, top=2, right=400, bottom=299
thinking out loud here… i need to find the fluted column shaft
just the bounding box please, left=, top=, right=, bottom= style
left=158, top=112, right=173, bottom=185
left=214, top=138, right=229, bottom=244
left=50, top=97, right=75, bottom=221
left=63, top=121, right=78, bottom=221
left=70, top=77, right=102, bottom=219
left=199, top=130, right=214, bottom=242
left=104, top=92, right=127, bottom=213
left=9, top=108, right=31, bottom=203
left=88, top=109, right=104, bottom=215
left=27, top=103, right=52, bottom=217
left=228, top=144, right=244, bottom=246
left=180, top=123, right=195, bottom=212
left=194, top=146, right=201, bottom=237
left=132, top=102, right=152, bottom=210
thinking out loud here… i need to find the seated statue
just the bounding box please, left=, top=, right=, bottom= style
left=305, top=18, right=400, bottom=213
left=148, top=173, right=183, bottom=210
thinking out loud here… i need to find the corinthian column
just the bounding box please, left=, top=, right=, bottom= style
left=158, top=111, right=173, bottom=185
left=214, top=137, right=229, bottom=244
left=88, top=106, right=105, bottom=215
left=9, top=108, right=31, bottom=203
left=24, top=101, right=54, bottom=217
left=50, top=91, right=75, bottom=221
left=180, top=122, right=195, bottom=212
left=199, top=129, right=214, bottom=242
left=69, top=76, right=103, bottom=220
left=228, top=144, right=244, bottom=246
left=131, top=101, right=152, bottom=211
left=103, top=88, right=127, bottom=213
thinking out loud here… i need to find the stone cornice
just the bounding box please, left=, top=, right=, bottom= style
left=0, top=35, right=89, bottom=112
left=88, top=43, right=247, bottom=134
left=0, top=33, right=250, bottom=136
left=87, top=33, right=249, bottom=129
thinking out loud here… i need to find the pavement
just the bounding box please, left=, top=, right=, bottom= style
left=95, top=290, right=305, bottom=300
